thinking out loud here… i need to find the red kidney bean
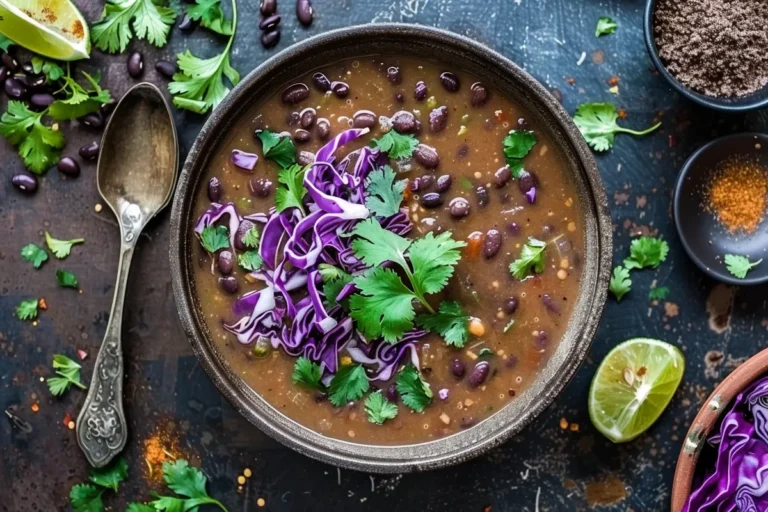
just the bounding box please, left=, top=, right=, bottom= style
left=259, top=14, right=281, bottom=30
left=155, top=60, right=177, bottom=78
left=439, top=71, right=460, bottom=92
left=436, top=175, right=452, bottom=193
left=287, top=111, right=300, bottom=126
left=475, top=186, right=489, bottom=207
left=449, top=197, right=470, bottom=218
left=420, top=192, right=443, bottom=208
left=468, top=361, right=490, bottom=387
left=299, top=107, right=316, bottom=128
left=178, top=14, right=196, bottom=31
left=249, top=177, right=273, bottom=197
left=312, top=72, right=331, bottom=92
left=428, top=106, right=448, bottom=133
left=391, top=110, right=416, bottom=133
left=386, top=66, right=401, bottom=84
left=352, top=110, right=376, bottom=129
left=79, top=142, right=100, bottom=160
left=331, top=81, right=349, bottom=98
left=293, top=128, right=310, bottom=143
left=451, top=358, right=466, bottom=378
left=261, top=29, right=280, bottom=48
left=414, top=144, right=439, bottom=168
left=414, top=81, right=428, bottom=101
left=503, top=297, right=519, bottom=314
left=315, top=118, right=330, bottom=139
left=1, top=52, right=18, bottom=72
left=281, top=83, right=309, bottom=105
left=208, top=177, right=222, bottom=201
left=30, top=93, right=55, bottom=108
left=127, top=52, right=144, bottom=78
left=470, top=82, right=488, bottom=107
left=4, top=78, right=26, bottom=99
left=81, top=112, right=103, bottom=129
left=218, top=250, right=234, bottom=275
left=260, top=0, right=276, bottom=15
left=297, top=150, right=315, bottom=166
left=12, top=173, right=38, bottom=193
left=517, top=169, right=538, bottom=194
left=219, top=276, right=238, bottom=294
left=235, top=220, right=255, bottom=251
left=483, top=229, right=502, bottom=258
left=296, top=0, right=313, bottom=26
left=57, top=157, right=80, bottom=177
left=541, top=294, right=560, bottom=314
left=494, top=165, right=511, bottom=188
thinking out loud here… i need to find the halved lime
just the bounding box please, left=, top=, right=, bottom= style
left=589, top=337, right=685, bottom=443
left=0, top=0, right=90, bottom=60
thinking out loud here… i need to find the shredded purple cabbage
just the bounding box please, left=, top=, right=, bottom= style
left=231, top=149, right=258, bottom=171
left=525, top=186, right=536, bottom=204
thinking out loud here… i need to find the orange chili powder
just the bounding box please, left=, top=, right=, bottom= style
left=143, top=424, right=182, bottom=483
left=707, top=157, right=768, bottom=234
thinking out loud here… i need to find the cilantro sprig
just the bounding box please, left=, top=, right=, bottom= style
left=573, top=103, right=660, bottom=152
left=47, top=354, right=87, bottom=396
left=365, top=390, right=398, bottom=424
left=187, top=0, right=233, bottom=35
left=199, top=225, right=230, bottom=253
left=15, top=299, right=39, bottom=321
left=595, top=16, right=617, bottom=37
left=292, top=357, right=324, bottom=391
left=69, top=458, right=128, bottom=512
left=256, top=129, right=297, bottom=169
left=395, top=364, right=432, bottom=413
left=623, top=237, right=669, bottom=270
left=509, top=237, right=547, bottom=280
left=319, top=264, right=353, bottom=309
left=128, top=460, right=227, bottom=512
left=0, top=101, right=64, bottom=173
left=275, top=164, right=307, bottom=212
left=609, top=266, right=631, bottom=302
left=725, top=254, right=762, bottom=279
left=502, top=130, right=536, bottom=176
left=238, top=250, right=263, bottom=271
left=365, top=166, right=406, bottom=218
left=21, top=243, right=48, bottom=268
left=416, top=300, right=470, bottom=348
left=46, top=231, right=85, bottom=259
left=91, top=0, right=177, bottom=53
left=328, top=364, right=370, bottom=406
left=56, top=269, right=79, bottom=288
left=49, top=71, right=112, bottom=121
left=370, top=131, right=419, bottom=160
left=649, top=286, right=670, bottom=301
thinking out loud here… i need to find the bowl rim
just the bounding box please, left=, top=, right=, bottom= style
left=672, top=132, right=768, bottom=286
left=643, top=0, right=768, bottom=113
left=169, top=23, right=613, bottom=473
left=671, top=347, right=768, bottom=511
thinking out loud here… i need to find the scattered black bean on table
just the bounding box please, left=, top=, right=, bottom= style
left=1, top=52, right=18, bottom=72
left=57, top=157, right=81, bottom=177
left=127, top=52, right=144, bottom=78
left=178, top=14, right=196, bottom=32
left=155, top=60, right=177, bottom=78
left=5, top=78, right=27, bottom=99
left=260, top=0, right=276, bottom=15
left=30, top=93, right=55, bottom=108
left=261, top=30, right=281, bottom=49
left=12, top=174, right=38, bottom=194
left=80, top=112, right=103, bottom=129
left=296, top=0, right=313, bottom=26
left=79, top=142, right=100, bottom=161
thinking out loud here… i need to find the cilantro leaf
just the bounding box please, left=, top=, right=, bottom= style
left=595, top=16, right=617, bottom=37
left=725, top=254, right=762, bottom=279
left=649, top=286, right=670, bottom=301
left=256, top=130, right=297, bottom=169
left=416, top=300, right=470, bottom=347
left=89, top=457, right=128, bottom=491
left=47, top=354, right=87, bottom=395
left=502, top=130, right=536, bottom=176
left=395, top=364, right=432, bottom=413
left=320, top=265, right=353, bottom=309
left=56, top=269, right=79, bottom=288
left=408, top=231, right=465, bottom=296
left=15, top=299, right=38, bottom=321
left=199, top=225, right=229, bottom=253
left=147, top=460, right=226, bottom=511
left=365, top=166, right=406, bottom=218
left=238, top=250, right=263, bottom=271
left=370, top=131, right=419, bottom=159
left=509, top=237, right=547, bottom=280
left=0, top=101, right=64, bottom=173
left=318, top=263, right=349, bottom=282
left=328, top=364, right=370, bottom=407
left=49, top=72, right=112, bottom=121
left=349, top=218, right=411, bottom=269
left=623, top=237, right=669, bottom=270
left=127, top=505, right=156, bottom=512
left=0, top=34, right=14, bottom=52
left=91, top=0, right=177, bottom=53
left=364, top=390, right=398, bottom=425
left=609, top=266, right=631, bottom=302
left=292, top=357, right=324, bottom=391
left=275, top=164, right=306, bottom=212
left=574, top=103, right=661, bottom=152
left=170, top=45, right=240, bottom=114
left=31, top=57, right=65, bottom=81
left=69, top=483, right=104, bottom=512
left=187, top=0, right=233, bottom=35
left=45, top=232, right=84, bottom=259
left=350, top=268, right=417, bottom=343
left=21, top=243, right=48, bottom=268
left=242, top=226, right=260, bottom=248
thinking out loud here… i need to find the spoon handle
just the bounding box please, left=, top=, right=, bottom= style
left=76, top=241, right=136, bottom=467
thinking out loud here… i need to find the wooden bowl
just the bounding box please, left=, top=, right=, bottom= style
left=671, top=347, right=768, bottom=511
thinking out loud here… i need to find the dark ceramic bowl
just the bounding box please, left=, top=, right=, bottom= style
left=673, top=133, right=768, bottom=286
left=643, top=0, right=768, bottom=112
left=169, top=24, right=612, bottom=473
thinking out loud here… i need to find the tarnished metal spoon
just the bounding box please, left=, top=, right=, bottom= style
left=76, top=83, right=178, bottom=468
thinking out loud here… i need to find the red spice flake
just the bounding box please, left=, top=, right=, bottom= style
left=71, top=20, right=85, bottom=40
left=617, top=108, right=628, bottom=119
left=483, top=507, right=492, bottom=512
left=30, top=403, right=39, bottom=413
left=77, top=349, right=88, bottom=361
left=143, top=423, right=182, bottom=483
left=668, top=134, right=678, bottom=148
left=608, top=76, right=619, bottom=86
left=566, top=77, right=575, bottom=85
left=38, top=298, right=48, bottom=310
left=62, top=412, right=73, bottom=426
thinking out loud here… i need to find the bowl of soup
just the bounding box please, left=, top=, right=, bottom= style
left=169, top=24, right=612, bottom=472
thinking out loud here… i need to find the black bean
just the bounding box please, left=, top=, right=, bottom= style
left=207, top=177, right=222, bottom=201
left=517, top=117, right=529, bottom=129
left=259, top=14, right=281, bottom=30
left=81, top=112, right=103, bottom=129
left=21, top=61, right=33, bottom=74
left=0, top=66, right=7, bottom=82
left=411, top=174, right=434, bottom=192
left=286, top=111, right=300, bottom=126
left=352, top=109, right=376, bottom=129
left=429, top=106, right=448, bottom=133
left=249, top=177, right=273, bottom=197
left=506, top=221, right=521, bottom=236
left=468, top=361, right=490, bottom=387
left=100, top=100, right=117, bottom=118
left=503, top=297, right=519, bottom=315
left=79, top=142, right=100, bottom=161
left=261, top=29, right=280, bottom=49
left=1, top=52, right=18, bottom=72
left=436, top=175, right=452, bottom=193
left=420, top=192, right=443, bottom=208
left=297, top=150, right=315, bottom=166
left=12, top=173, right=38, bottom=193
left=414, top=81, right=428, bottom=101
left=470, top=82, right=489, bottom=107
left=457, top=144, right=469, bottom=159
left=494, top=165, right=511, bottom=188
left=451, top=358, right=466, bottom=379
left=155, top=60, right=177, bottom=78
left=315, top=118, right=330, bottom=139
left=331, top=81, right=349, bottom=98
left=391, top=110, right=416, bottom=134
left=299, top=107, right=316, bottom=128
left=127, top=52, right=144, bottom=78
left=218, top=250, right=234, bottom=275
left=475, top=186, right=489, bottom=207
left=534, top=330, right=548, bottom=349
left=483, top=229, right=502, bottom=258
left=178, top=14, right=196, bottom=31
left=293, top=128, right=310, bottom=143
left=27, top=74, right=46, bottom=90
left=281, top=83, right=309, bottom=105
left=260, top=0, right=277, bottom=15
left=296, top=0, right=313, bottom=26
left=57, top=157, right=80, bottom=177
left=439, top=71, right=460, bottom=92
left=449, top=197, right=470, bottom=218
left=4, top=78, right=26, bottom=99
left=541, top=294, right=560, bottom=314
left=517, top=169, right=539, bottom=194
left=30, top=93, right=55, bottom=108
left=413, top=144, right=439, bottom=168
left=385, top=384, right=398, bottom=403
left=386, top=66, right=401, bottom=84
left=395, top=92, right=404, bottom=103
left=312, top=72, right=331, bottom=92
left=235, top=220, right=255, bottom=251
left=219, top=276, right=238, bottom=294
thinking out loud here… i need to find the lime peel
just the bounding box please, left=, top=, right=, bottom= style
left=0, top=0, right=90, bottom=60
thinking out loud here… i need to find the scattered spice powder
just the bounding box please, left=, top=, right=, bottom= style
left=143, top=424, right=182, bottom=483
left=706, top=157, right=768, bottom=234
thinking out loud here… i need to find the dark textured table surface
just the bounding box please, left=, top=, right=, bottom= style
left=3, top=0, right=768, bottom=510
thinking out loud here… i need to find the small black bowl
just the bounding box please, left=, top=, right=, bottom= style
left=674, top=133, right=768, bottom=285
left=643, top=0, right=768, bottom=112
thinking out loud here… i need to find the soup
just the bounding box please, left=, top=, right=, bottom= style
left=191, top=56, right=585, bottom=445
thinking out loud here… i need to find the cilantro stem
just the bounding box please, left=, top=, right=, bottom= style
left=615, top=121, right=661, bottom=136
left=398, top=258, right=435, bottom=314
left=60, top=373, right=87, bottom=390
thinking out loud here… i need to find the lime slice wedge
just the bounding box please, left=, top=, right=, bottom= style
left=589, top=337, right=685, bottom=443
left=0, top=0, right=90, bottom=60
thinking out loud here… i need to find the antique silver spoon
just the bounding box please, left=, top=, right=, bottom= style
left=76, top=83, right=178, bottom=467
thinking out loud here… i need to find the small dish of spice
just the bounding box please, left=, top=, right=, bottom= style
left=674, top=133, right=768, bottom=285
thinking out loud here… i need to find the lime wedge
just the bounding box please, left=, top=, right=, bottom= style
left=0, top=0, right=90, bottom=60
left=589, top=337, right=685, bottom=443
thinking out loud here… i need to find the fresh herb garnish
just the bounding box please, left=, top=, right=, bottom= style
left=0, top=101, right=65, bottom=173
left=47, top=354, right=87, bottom=395
left=509, top=237, right=547, bottom=280
left=292, top=357, right=324, bottom=391
left=502, top=130, right=537, bottom=176
left=416, top=300, right=470, bottom=348
left=365, top=166, right=407, bottom=218
left=45, top=232, right=84, bottom=259
left=146, top=460, right=227, bottom=511
left=56, top=269, right=79, bottom=288
left=595, top=16, right=617, bottom=37
left=0, top=34, right=13, bottom=52
left=574, top=103, right=661, bottom=152
left=364, top=390, right=398, bottom=425
left=725, top=254, right=763, bottom=279
left=69, top=457, right=128, bottom=512
left=275, top=164, right=307, bottom=212
left=319, top=264, right=353, bottom=309
left=370, top=131, right=419, bottom=160
left=199, top=225, right=230, bottom=253
left=91, top=0, right=177, bottom=53
left=648, top=286, right=670, bottom=301
left=242, top=226, right=260, bottom=249
left=395, top=364, right=432, bottom=413
left=15, top=299, right=39, bottom=321
left=256, top=129, right=297, bottom=169
left=49, top=71, right=113, bottom=121
left=187, top=0, right=233, bottom=35
left=318, top=263, right=349, bottom=282
left=126, top=504, right=155, bottom=512
left=623, top=236, right=669, bottom=270
left=21, top=243, right=48, bottom=268
left=31, top=57, right=65, bottom=81
left=237, top=250, right=263, bottom=271
left=328, top=364, right=370, bottom=407
left=609, top=266, right=631, bottom=302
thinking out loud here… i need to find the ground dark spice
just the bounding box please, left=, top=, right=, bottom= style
left=654, top=0, right=768, bottom=98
